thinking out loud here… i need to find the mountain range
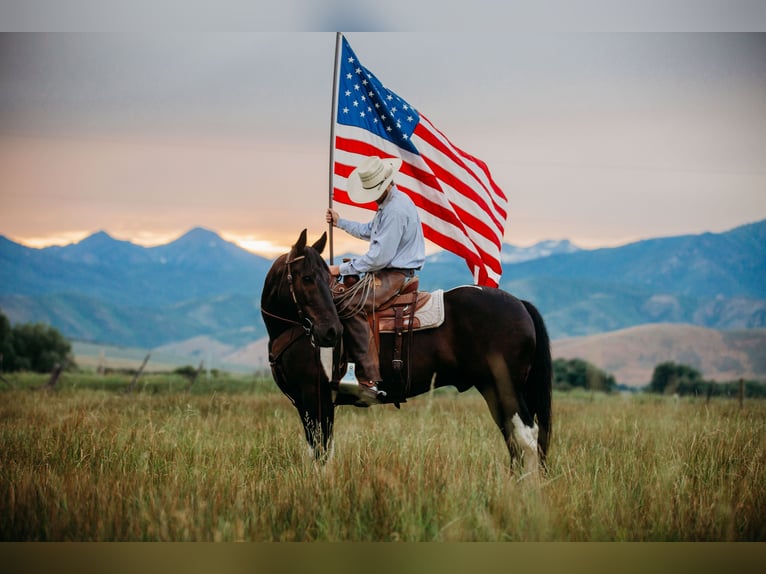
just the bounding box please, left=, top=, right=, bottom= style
left=2, top=220, right=765, bottom=356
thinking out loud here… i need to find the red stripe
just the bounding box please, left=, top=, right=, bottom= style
left=418, top=115, right=508, bottom=218
left=333, top=131, right=504, bottom=286
left=414, top=121, right=506, bottom=231
left=424, top=224, right=496, bottom=287
left=402, top=184, right=502, bottom=276
left=335, top=165, right=503, bottom=276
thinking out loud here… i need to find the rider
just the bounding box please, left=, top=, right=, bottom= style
left=326, top=155, right=426, bottom=405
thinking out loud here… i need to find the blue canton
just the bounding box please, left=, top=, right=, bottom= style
left=336, top=37, right=420, bottom=155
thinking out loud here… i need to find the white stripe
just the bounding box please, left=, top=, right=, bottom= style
left=335, top=124, right=504, bottom=281
left=418, top=116, right=508, bottom=222
left=335, top=129, right=503, bottom=256
left=335, top=162, right=501, bottom=265
left=335, top=124, right=506, bottom=252
left=413, top=125, right=507, bottom=236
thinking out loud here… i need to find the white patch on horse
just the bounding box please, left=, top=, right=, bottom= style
left=319, top=347, right=333, bottom=380
left=511, top=413, right=540, bottom=476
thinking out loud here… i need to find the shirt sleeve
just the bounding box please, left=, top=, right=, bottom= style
left=338, top=208, right=404, bottom=275
left=337, top=218, right=372, bottom=241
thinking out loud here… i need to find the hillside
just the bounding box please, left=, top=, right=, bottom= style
left=70, top=323, right=766, bottom=390
left=2, top=219, right=765, bottom=351
left=1, top=228, right=270, bottom=347
left=553, top=324, right=766, bottom=387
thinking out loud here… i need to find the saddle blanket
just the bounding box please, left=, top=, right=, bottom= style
left=377, top=289, right=445, bottom=333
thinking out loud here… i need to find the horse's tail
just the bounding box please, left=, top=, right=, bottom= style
left=521, top=300, right=552, bottom=465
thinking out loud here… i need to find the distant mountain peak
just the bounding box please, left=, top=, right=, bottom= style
left=79, top=230, right=117, bottom=244
left=170, top=227, right=228, bottom=248
left=179, top=227, right=220, bottom=240
left=500, top=239, right=581, bottom=264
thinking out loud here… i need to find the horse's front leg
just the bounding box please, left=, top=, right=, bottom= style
left=299, top=384, right=336, bottom=463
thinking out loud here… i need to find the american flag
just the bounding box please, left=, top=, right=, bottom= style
left=332, top=36, right=508, bottom=287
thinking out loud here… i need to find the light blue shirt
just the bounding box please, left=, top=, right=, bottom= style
left=337, top=186, right=426, bottom=276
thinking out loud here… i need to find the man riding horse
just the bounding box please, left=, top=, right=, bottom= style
left=325, top=155, right=426, bottom=406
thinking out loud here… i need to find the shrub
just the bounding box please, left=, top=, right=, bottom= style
left=0, top=311, right=75, bottom=373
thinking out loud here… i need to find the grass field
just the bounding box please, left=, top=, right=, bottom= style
left=1, top=372, right=764, bottom=541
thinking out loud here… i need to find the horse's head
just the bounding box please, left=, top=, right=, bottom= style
left=262, top=229, right=342, bottom=348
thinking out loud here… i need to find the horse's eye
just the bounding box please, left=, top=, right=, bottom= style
left=302, top=275, right=314, bottom=285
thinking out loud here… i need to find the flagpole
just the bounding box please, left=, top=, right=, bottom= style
left=327, top=32, right=343, bottom=265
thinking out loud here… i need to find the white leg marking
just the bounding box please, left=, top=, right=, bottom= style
left=319, top=347, right=334, bottom=380
left=511, top=413, right=540, bottom=476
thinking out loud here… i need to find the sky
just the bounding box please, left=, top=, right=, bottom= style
left=1, top=32, right=765, bottom=258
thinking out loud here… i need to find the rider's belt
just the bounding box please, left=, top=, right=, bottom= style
left=384, top=267, right=419, bottom=277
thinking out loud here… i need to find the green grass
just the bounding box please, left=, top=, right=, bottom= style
left=1, top=378, right=764, bottom=541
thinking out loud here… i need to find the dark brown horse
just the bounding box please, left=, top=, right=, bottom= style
left=261, top=230, right=552, bottom=475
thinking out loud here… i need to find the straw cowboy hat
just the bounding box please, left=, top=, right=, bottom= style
left=347, top=155, right=403, bottom=204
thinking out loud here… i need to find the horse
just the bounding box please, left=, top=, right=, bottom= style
left=261, top=229, right=552, bottom=475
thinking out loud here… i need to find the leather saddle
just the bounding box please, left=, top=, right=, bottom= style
left=373, top=277, right=432, bottom=332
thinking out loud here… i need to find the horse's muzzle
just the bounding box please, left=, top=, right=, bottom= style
left=312, top=324, right=341, bottom=347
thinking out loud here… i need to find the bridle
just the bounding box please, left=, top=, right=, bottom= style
left=261, top=254, right=317, bottom=344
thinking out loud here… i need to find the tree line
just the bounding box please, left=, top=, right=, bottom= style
left=648, top=361, right=766, bottom=398
left=0, top=311, right=74, bottom=373
left=2, top=310, right=765, bottom=397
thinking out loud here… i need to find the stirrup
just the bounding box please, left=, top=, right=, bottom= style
left=338, top=363, right=386, bottom=406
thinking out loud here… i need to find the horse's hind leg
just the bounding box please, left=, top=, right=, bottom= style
left=478, top=354, right=540, bottom=477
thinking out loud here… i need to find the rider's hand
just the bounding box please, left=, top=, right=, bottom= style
left=325, top=208, right=339, bottom=227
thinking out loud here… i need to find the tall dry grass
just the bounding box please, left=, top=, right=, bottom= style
left=1, top=381, right=764, bottom=541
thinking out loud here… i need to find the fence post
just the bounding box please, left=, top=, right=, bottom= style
left=185, top=360, right=205, bottom=393
left=0, top=353, right=13, bottom=389
left=739, top=378, right=744, bottom=409
left=126, top=353, right=151, bottom=393
left=42, top=362, right=65, bottom=391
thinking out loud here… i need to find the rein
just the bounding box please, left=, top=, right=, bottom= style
left=262, top=254, right=316, bottom=340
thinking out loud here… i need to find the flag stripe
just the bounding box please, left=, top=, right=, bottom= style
left=415, top=116, right=508, bottom=227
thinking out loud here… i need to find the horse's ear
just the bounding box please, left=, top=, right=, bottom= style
left=311, top=232, right=327, bottom=255
left=290, top=229, right=308, bottom=258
